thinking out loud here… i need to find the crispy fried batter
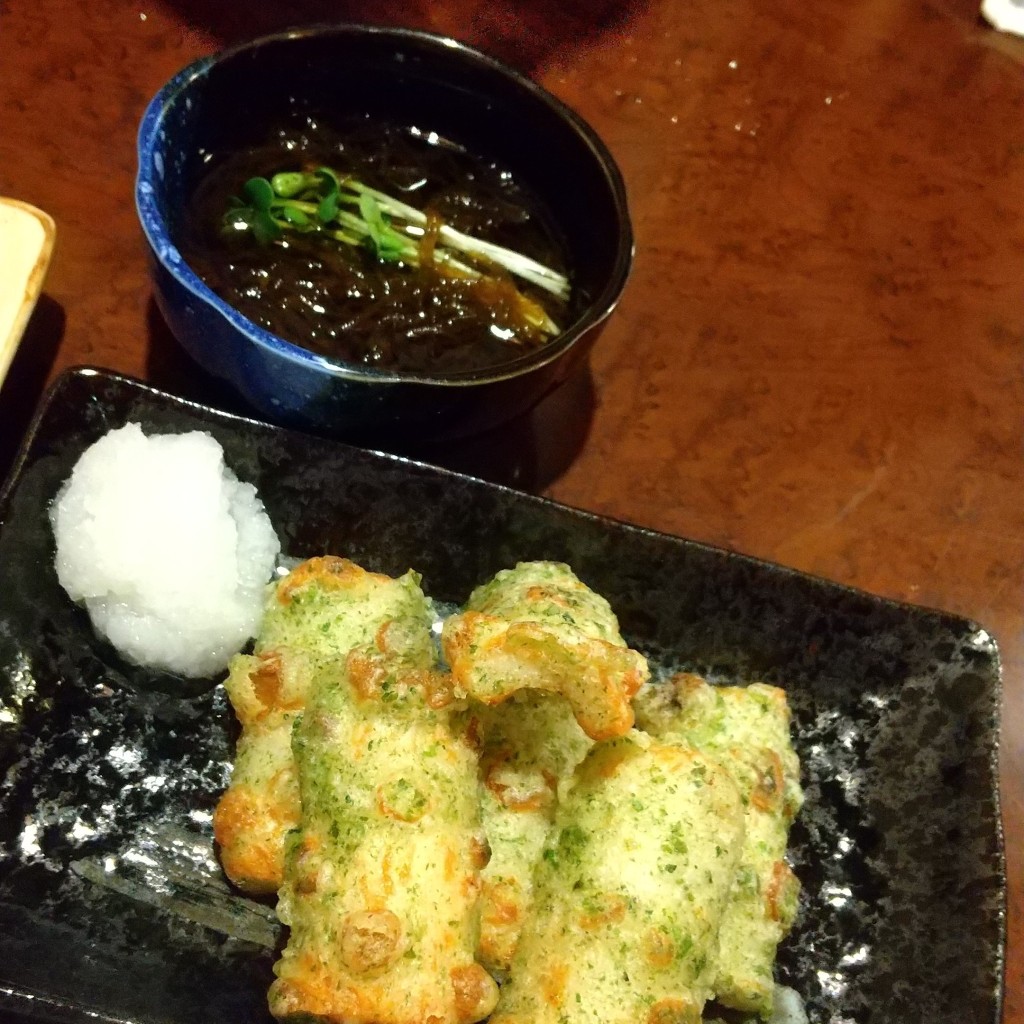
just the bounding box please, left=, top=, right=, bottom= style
left=441, top=562, right=649, bottom=742
left=270, top=588, right=495, bottom=1024
left=492, top=734, right=744, bottom=1024
left=216, top=558, right=433, bottom=894
left=633, top=674, right=804, bottom=1016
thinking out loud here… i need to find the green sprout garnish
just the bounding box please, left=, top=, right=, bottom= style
left=222, top=166, right=570, bottom=340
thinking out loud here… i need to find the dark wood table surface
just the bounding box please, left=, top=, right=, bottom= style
left=1, top=0, right=1022, bottom=1018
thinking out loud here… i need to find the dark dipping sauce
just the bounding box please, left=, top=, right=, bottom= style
left=180, top=117, right=575, bottom=375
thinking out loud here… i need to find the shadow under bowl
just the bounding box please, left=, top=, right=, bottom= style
left=136, top=23, right=632, bottom=444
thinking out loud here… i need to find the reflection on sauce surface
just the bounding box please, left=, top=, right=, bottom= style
left=181, top=117, right=574, bottom=375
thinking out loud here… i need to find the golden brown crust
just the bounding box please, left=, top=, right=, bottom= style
left=443, top=612, right=645, bottom=741
left=213, top=776, right=299, bottom=895
left=477, top=878, right=523, bottom=968
left=450, top=964, right=499, bottom=1023
left=340, top=910, right=404, bottom=974
left=647, top=997, right=702, bottom=1024
left=275, top=556, right=390, bottom=605
left=218, top=560, right=434, bottom=898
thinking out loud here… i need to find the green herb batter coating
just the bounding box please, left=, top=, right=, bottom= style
left=442, top=561, right=650, bottom=742
left=634, top=674, right=804, bottom=1017
left=473, top=693, right=593, bottom=973
left=269, top=600, right=497, bottom=1024
left=214, top=557, right=433, bottom=894
left=491, top=732, right=745, bottom=1024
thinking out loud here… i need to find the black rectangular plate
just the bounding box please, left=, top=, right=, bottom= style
left=0, top=367, right=1004, bottom=1024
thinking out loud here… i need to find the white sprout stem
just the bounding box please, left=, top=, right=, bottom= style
left=330, top=210, right=560, bottom=336
left=343, top=181, right=571, bottom=301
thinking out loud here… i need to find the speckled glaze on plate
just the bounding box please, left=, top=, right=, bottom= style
left=0, top=367, right=1004, bottom=1024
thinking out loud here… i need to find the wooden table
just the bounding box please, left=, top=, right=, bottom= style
left=1, top=0, right=1022, bottom=1018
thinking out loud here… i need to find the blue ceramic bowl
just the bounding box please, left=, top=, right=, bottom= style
left=136, top=24, right=632, bottom=444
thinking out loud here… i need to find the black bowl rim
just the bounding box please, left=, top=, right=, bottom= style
left=135, top=22, right=635, bottom=388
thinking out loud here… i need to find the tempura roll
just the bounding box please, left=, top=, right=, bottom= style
left=634, top=674, right=804, bottom=1017
left=474, top=693, right=592, bottom=973
left=442, top=561, right=649, bottom=741
left=269, top=618, right=497, bottom=1024
left=214, top=556, right=433, bottom=894
left=213, top=650, right=310, bottom=894
left=491, top=732, right=744, bottom=1024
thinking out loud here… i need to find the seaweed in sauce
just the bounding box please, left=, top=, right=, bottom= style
left=181, top=118, right=574, bottom=375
